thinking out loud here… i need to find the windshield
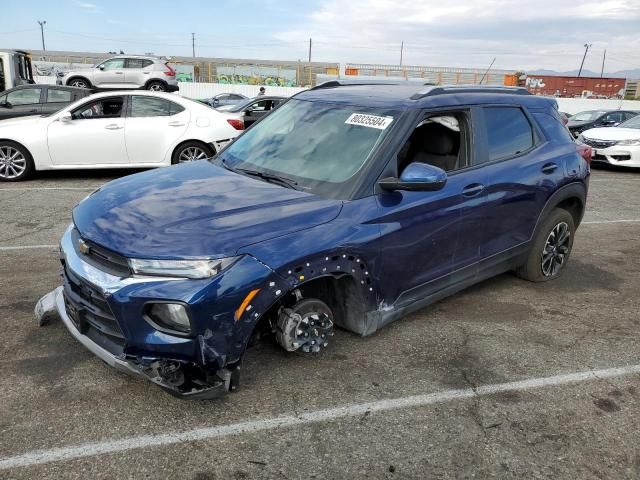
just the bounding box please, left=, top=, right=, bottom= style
left=216, top=98, right=398, bottom=198
left=619, top=115, right=640, bottom=129
left=571, top=111, right=606, bottom=122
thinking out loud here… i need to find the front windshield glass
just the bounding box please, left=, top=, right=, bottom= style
left=619, top=115, right=640, bottom=129
left=572, top=111, right=606, bottom=121
left=217, top=99, right=398, bottom=197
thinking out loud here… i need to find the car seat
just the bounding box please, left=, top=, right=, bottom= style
left=405, top=123, right=460, bottom=172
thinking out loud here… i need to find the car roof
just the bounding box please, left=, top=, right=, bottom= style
left=295, top=84, right=556, bottom=110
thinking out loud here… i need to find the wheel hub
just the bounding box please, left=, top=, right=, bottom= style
left=276, top=306, right=334, bottom=353
left=0, top=146, right=27, bottom=179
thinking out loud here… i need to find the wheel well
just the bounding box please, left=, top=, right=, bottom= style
left=145, top=79, right=168, bottom=88
left=0, top=139, right=33, bottom=158
left=66, top=76, right=91, bottom=87
left=258, top=274, right=366, bottom=337
left=171, top=140, right=215, bottom=162
left=555, top=197, right=583, bottom=226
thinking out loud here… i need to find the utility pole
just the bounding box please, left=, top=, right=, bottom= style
left=191, top=32, right=195, bottom=58
left=479, top=57, right=496, bottom=84
left=400, top=41, right=404, bottom=66
left=37, top=20, right=46, bottom=51
left=577, top=43, right=591, bottom=78
left=600, top=49, right=606, bottom=78
left=308, top=38, right=312, bottom=63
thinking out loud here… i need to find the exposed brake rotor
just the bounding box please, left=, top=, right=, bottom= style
left=276, top=298, right=334, bottom=353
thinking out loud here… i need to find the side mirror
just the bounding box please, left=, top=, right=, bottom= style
left=98, top=65, right=105, bottom=70
left=379, top=162, right=447, bottom=192
left=1, top=101, right=12, bottom=109
left=59, top=112, right=73, bottom=123
left=244, top=109, right=252, bottom=116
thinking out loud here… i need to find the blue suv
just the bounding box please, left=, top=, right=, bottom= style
left=37, top=83, right=591, bottom=398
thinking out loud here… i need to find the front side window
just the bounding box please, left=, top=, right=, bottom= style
left=129, top=96, right=184, bottom=117
left=218, top=99, right=397, bottom=195
left=72, top=97, right=124, bottom=119
left=47, top=88, right=73, bottom=103
left=483, top=107, right=534, bottom=162
left=619, top=116, right=640, bottom=129
left=99, top=59, right=125, bottom=70
left=571, top=111, right=606, bottom=122
left=6, top=88, right=41, bottom=105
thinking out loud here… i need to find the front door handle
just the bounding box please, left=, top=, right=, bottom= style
left=105, top=124, right=123, bottom=130
left=114, top=71, right=124, bottom=75
left=542, top=162, right=559, bottom=174
left=168, top=121, right=185, bottom=127
left=462, top=183, right=485, bottom=197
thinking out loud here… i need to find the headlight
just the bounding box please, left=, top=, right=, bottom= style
left=145, top=303, right=191, bottom=335
left=129, top=257, right=238, bottom=279
left=617, top=138, right=640, bottom=146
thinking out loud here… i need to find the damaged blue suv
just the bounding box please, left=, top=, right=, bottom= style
left=37, top=83, right=591, bottom=398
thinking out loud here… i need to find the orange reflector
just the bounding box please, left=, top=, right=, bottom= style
left=235, top=288, right=260, bottom=321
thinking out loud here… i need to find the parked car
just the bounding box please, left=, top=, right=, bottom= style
left=578, top=114, right=640, bottom=168
left=218, top=95, right=286, bottom=129
left=57, top=56, right=179, bottom=92
left=200, top=93, right=248, bottom=108
left=567, top=110, right=639, bottom=137
left=0, top=85, right=92, bottom=120
left=0, top=91, right=241, bottom=181
left=35, top=84, right=590, bottom=398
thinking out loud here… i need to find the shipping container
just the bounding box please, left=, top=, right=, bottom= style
left=524, top=75, right=626, bottom=98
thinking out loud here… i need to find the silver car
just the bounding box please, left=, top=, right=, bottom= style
left=57, top=56, right=179, bottom=92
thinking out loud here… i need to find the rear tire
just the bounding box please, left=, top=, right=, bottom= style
left=515, top=208, right=575, bottom=282
left=146, top=81, right=166, bottom=92
left=0, top=141, right=34, bottom=182
left=171, top=141, right=214, bottom=164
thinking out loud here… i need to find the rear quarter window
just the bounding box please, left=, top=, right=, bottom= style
left=532, top=112, right=574, bottom=143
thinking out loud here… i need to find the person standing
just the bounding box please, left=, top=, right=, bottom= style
left=258, top=86, right=266, bottom=95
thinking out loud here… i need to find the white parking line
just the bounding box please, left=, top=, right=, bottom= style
left=582, top=219, right=640, bottom=225
left=0, top=245, right=57, bottom=251
left=0, top=363, right=639, bottom=471
left=0, top=187, right=99, bottom=192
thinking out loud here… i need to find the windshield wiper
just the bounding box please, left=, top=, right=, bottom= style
left=236, top=168, right=299, bottom=190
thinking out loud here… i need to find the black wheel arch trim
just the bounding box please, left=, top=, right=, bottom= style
left=533, top=182, right=586, bottom=237
left=66, top=76, right=91, bottom=87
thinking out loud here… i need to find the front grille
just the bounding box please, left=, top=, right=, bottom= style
left=62, top=263, right=126, bottom=355
left=71, top=228, right=130, bottom=277
left=582, top=137, right=617, bottom=149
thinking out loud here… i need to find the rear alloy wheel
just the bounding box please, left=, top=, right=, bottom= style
left=68, top=78, right=90, bottom=88
left=147, top=81, right=166, bottom=92
left=515, top=208, right=575, bottom=282
left=0, top=142, right=34, bottom=182
left=172, top=142, right=214, bottom=164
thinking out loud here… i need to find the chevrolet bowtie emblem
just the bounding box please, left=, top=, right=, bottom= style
left=78, top=238, right=91, bottom=255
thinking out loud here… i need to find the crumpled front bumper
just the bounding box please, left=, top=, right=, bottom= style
left=35, top=288, right=236, bottom=400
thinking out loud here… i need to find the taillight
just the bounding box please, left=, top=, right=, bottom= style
left=164, top=63, right=176, bottom=77
left=227, top=119, right=244, bottom=130
left=576, top=144, right=592, bottom=165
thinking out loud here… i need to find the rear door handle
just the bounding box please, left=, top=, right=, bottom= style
left=168, top=121, right=185, bottom=127
left=115, top=71, right=124, bottom=75
left=542, top=162, right=558, bottom=174
left=105, top=124, right=123, bottom=130
left=462, top=183, right=485, bottom=197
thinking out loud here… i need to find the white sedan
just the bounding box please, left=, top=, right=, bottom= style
left=0, top=91, right=244, bottom=181
left=579, top=114, right=640, bottom=168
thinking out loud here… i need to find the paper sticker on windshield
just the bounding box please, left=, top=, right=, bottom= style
left=345, top=113, right=393, bottom=130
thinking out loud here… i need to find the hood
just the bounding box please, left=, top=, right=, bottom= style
left=0, top=115, right=44, bottom=127
left=582, top=127, right=640, bottom=141
left=73, top=161, right=342, bottom=259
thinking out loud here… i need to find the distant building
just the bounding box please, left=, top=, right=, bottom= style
left=625, top=79, right=640, bottom=99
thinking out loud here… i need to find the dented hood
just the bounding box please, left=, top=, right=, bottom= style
left=73, top=161, right=342, bottom=259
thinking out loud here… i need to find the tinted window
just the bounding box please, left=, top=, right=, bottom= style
left=6, top=88, right=41, bottom=105
left=126, top=58, right=153, bottom=69
left=47, top=88, right=73, bottom=103
left=532, top=112, right=573, bottom=143
left=130, top=96, right=184, bottom=117
left=483, top=107, right=533, bottom=161
left=604, top=112, right=624, bottom=123
left=72, top=97, right=124, bottom=119
left=623, top=112, right=638, bottom=121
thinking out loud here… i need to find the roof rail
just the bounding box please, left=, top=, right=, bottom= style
left=310, top=79, right=430, bottom=90
left=410, top=85, right=531, bottom=99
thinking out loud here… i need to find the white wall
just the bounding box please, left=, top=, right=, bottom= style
left=555, top=98, right=640, bottom=114
left=34, top=75, right=57, bottom=85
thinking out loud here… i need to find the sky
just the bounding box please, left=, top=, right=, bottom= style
left=1, top=0, right=639, bottom=74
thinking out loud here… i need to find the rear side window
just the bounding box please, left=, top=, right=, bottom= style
left=532, top=112, right=574, bottom=143
left=130, top=96, right=184, bottom=117
left=6, top=88, right=41, bottom=105
left=126, top=58, right=154, bottom=69
left=482, top=107, right=533, bottom=161
left=47, top=88, right=73, bottom=103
